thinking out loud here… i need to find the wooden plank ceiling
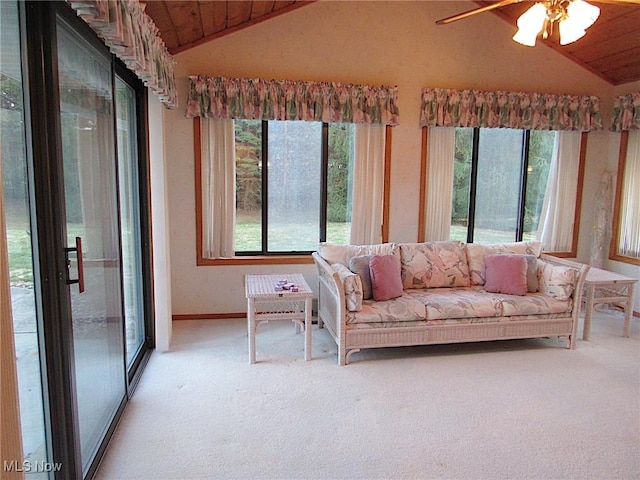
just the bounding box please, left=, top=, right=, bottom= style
left=142, top=1, right=640, bottom=85
left=141, top=0, right=314, bottom=54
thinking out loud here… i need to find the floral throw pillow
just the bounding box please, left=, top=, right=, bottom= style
left=538, top=261, right=577, bottom=301
left=400, top=241, right=471, bottom=289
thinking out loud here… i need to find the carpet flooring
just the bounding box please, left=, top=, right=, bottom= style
left=96, top=308, right=640, bottom=480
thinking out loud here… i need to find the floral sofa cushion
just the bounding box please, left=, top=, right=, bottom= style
left=406, top=287, right=501, bottom=320
left=318, top=242, right=399, bottom=267
left=400, top=241, right=471, bottom=289
left=345, top=293, right=426, bottom=324
left=406, top=286, right=571, bottom=321
left=466, top=240, right=543, bottom=286
left=493, top=292, right=572, bottom=316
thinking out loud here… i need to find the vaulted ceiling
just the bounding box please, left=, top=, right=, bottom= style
left=142, top=1, right=640, bottom=86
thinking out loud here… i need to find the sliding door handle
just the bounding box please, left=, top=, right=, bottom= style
left=64, top=236, right=85, bottom=293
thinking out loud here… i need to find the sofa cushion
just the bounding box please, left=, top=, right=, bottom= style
left=318, top=242, right=398, bottom=267
left=345, top=294, right=426, bottom=324
left=400, top=241, right=471, bottom=289
left=484, top=254, right=528, bottom=296
left=538, top=261, right=577, bottom=301
left=466, top=241, right=543, bottom=286
left=370, top=255, right=404, bottom=301
left=406, top=287, right=502, bottom=320
left=349, top=255, right=373, bottom=300
left=331, top=263, right=363, bottom=312
left=497, top=292, right=572, bottom=316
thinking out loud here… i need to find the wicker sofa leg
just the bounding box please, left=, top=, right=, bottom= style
left=345, top=348, right=360, bottom=365
left=338, top=344, right=347, bottom=366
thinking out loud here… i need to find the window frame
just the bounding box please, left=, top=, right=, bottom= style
left=194, top=118, right=392, bottom=265
left=418, top=127, right=586, bottom=257
left=610, top=130, right=640, bottom=266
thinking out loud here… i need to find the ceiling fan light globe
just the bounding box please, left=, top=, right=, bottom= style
left=513, top=3, right=546, bottom=47
left=566, top=0, right=600, bottom=30
left=513, top=28, right=539, bottom=46
left=559, top=22, right=587, bottom=44
left=517, top=2, right=547, bottom=31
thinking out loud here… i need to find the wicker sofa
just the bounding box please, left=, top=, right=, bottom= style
left=312, top=240, right=589, bottom=365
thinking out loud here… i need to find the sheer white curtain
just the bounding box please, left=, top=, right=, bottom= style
left=619, top=130, right=640, bottom=258
left=537, top=131, right=581, bottom=251
left=350, top=124, right=385, bottom=245
left=201, top=118, right=236, bottom=258
left=425, top=127, right=456, bottom=241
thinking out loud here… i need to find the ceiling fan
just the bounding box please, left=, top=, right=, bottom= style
left=436, top=0, right=640, bottom=46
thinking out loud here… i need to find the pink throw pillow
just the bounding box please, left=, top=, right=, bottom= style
left=369, top=255, right=404, bottom=301
left=484, top=254, right=528, bottom=296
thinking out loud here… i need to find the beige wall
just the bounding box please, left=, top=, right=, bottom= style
left=604, top=80, right=640, bottom=310
left=149, top=94, right=173, bottom=351
left=163, top=1, right=636, bottom=317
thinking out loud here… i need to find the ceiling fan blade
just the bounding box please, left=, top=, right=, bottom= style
left=435, top=0, right=528, bottom=25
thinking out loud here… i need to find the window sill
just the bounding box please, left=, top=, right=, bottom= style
left=609, top=253, right=640, bottom=267
left=197, top=255, right=314, bottom=266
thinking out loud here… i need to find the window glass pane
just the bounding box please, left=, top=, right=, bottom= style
left=326, top=123, right=354, bottom=244
left=235, top=120, right=262, bottom=252
left=451, top=128, right=472, bottom=242
left=267, top=121, right=322, bottom=252
left=523, top=130, right=555, bottom=241
left=474, top=128, right=523, bottom=243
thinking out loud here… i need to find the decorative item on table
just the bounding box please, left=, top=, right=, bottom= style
left=274, top=279, right=298, bottom=292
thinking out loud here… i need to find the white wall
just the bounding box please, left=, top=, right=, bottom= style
left=164, top=1, right=631, bottom=317
left=149, top=94, right=173, bottom=350
left=604, top=80, right=640, bottom=311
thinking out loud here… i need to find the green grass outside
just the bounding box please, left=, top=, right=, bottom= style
left=233, top=217, right=534, bottom=252
left=5, top=211, right=537, bottom=284
left=5, top=203, right=88, bottom=284
left=5, top=205, right=32, bottom=284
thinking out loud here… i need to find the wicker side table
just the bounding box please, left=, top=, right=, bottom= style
left=245, top=274, right=313, bottom=364
left=582, top=267, right=637, bottom=340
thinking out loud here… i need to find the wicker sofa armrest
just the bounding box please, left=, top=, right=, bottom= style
left=539, top=253, right=590, bottom=305
left=312, top=251, right=349, bottom=364
left=538, top=254, right=590, bottom=348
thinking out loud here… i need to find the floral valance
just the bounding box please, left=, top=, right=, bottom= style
left=610, top=92, right=640, bottom=132
left=420, top=88, right=602, bottom=131
left=67, top=0, right=177, bottom=109
left=186, top=75, right=399, bottom=126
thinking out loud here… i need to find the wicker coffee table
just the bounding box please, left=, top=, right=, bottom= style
left=245, top=273, right=313, bottom=364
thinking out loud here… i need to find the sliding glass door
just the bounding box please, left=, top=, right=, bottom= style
left=0, top=2, right=154, bottom=477
left=1, top=1, right=50, bottom=475
left=115, top=76, right=147, bottom=370
left=57, top=19, right=127, bottom=473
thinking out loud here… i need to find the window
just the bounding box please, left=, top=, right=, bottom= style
left=233, top=120, right=355, bottom=255
left=610, top=130, right=640, bottom=265
left=451, top=127, right=579, bottom=249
